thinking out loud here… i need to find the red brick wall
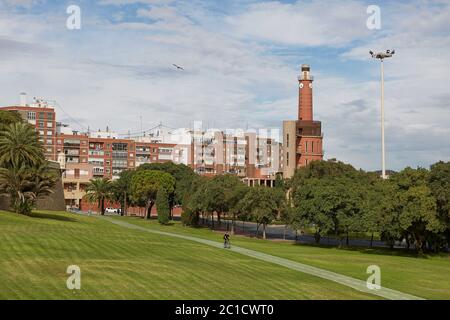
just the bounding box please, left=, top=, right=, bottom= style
left=80, top=198, right=182, bottom=217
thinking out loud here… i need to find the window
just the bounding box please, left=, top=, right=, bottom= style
left=38, top=121, right=44, bottom=128
left=39, top=130, right=45, bottom=135
left=38, top=112, right=45, bottom=119
left=47, top=112, right=54, bottom=119
left=27, top=112, right=36, bottom=120
left=286, top=152, right=289, bottom=166
left=311, top=141, right=314, bottom=152
left=46, top=122, right=53, bottom=128
left=286, top=134, right=289, bottom=148
left=46, top=130, right=53, bottom=136
left=46, top=139, right=53, bottom=145
left=305, top=141, right=308, bottom=153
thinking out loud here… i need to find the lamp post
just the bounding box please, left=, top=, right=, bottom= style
left=370, top=49, right=395, bottom=179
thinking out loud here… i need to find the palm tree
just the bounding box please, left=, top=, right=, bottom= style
left=0, top=161, right=56, bottom=215
left=28, top=161, right=57, bottom=202
left=85, top=178, right=112, bottom=215
left=0, top=164, right=33, bottom=214
left=0, top=122, right=44, bottom=167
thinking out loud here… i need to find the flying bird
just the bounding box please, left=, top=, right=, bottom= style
left=172, top=64, right=185, bottom=70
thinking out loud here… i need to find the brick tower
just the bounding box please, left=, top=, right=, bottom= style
left=283, top=65, right=324, bottom=178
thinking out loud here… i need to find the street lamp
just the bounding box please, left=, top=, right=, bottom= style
left=370, top=49, right=395, bottom=179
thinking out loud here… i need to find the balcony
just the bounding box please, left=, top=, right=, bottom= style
left=65, top=150, right=80, bottom=156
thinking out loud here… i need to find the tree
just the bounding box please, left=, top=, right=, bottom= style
left=293, top=178, right=336, bottom=244
left=111, top=169, right=134, bottom=216
left=0, top=161, right=56, bottom=215
left=388, top=167, right=446, bottom=253
left=0, top=122, right=44, bottom=167
left=184, top=176, right=210, bottom=227
left=85, top=178, right=112, bottom=215
left=0, top=122, right=55, bottom=215
left=130, top=170, right=175, bottom=219
left=240, top=186, right=284, bottom=239
left=156, top=187, right=170, bottom=225
left=137, top=162, right=197, bottom=218
left=202, top=175, right=243, bottom=226
left=280, top=206, right=299, bottom=240
left=0, top=110, right=22, bottom=129
left=291, top=160, right=370, bottom=245
left=228, top=183, right=249, bottom=234
left=363, top=179, right=388, bottom=247
left=428, top=161, right=450, bottom=249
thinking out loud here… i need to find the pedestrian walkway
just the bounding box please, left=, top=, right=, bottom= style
left=101, top=216, right=424, bottom=300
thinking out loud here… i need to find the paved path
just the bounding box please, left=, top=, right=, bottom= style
left=101, top=216, right=424, bottom=300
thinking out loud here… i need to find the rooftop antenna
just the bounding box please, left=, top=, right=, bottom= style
left=140, top=116, right=143, bottom=140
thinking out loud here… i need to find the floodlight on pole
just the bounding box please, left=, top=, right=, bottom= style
left=370, top=50, right=395, bottom=179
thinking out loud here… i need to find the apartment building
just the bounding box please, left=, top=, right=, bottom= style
left=1, top=93, right=284, bottom=210
left=62, top=162, right=94, bottom=208
left=1, top=95, right=57, bottom=161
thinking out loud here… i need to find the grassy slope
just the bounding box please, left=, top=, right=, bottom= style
left=0, top=211, right=376, bottom=300
left=117, top=217, right=450, bottom=300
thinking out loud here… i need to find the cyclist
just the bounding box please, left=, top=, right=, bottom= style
left=223, top=233, right=231, bottom=249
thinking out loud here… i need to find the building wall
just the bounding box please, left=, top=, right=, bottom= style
left=1, top=105, right=57, bottom=161
left=283, top=121, right=297, bottom=179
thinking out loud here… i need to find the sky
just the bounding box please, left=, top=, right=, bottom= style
left=0, top=0, right=449, bottom=171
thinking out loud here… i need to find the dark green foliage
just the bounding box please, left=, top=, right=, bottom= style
left=0, top=122, right=55, bottom=215
left=156, top=187, right=170, bottom=225
left=428, top=161, right=450, bottom=248
left=238, top=186, right=285, bottom=239
left=137, top=162, right=197, bottom=217
left=290, top=160, right=449, bottom=252
left=0, top=110, right=22, bottom=129
left=110, top=169, right=134, bottom=216
left=181, top=208, right=199, bottom=226
left=86, top=178, right=112, bottom=215
left=0, top=122, right=45, bottom=167
left=130, top=170, right=175, bottom=219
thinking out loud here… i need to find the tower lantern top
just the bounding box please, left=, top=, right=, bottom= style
left=298, top=64, right=314, bottom=81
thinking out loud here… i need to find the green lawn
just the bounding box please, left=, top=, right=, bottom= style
left=0, top=210, right=448, bottom=300
left=117, top=216, right=450, bottom=300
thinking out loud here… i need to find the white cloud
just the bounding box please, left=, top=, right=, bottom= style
left=0, top=0, right=449, bottom=171
left=226, top=0, right=371, bottom=46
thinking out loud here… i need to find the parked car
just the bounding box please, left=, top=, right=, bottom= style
left=105, top=208, right=119, bottom=214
